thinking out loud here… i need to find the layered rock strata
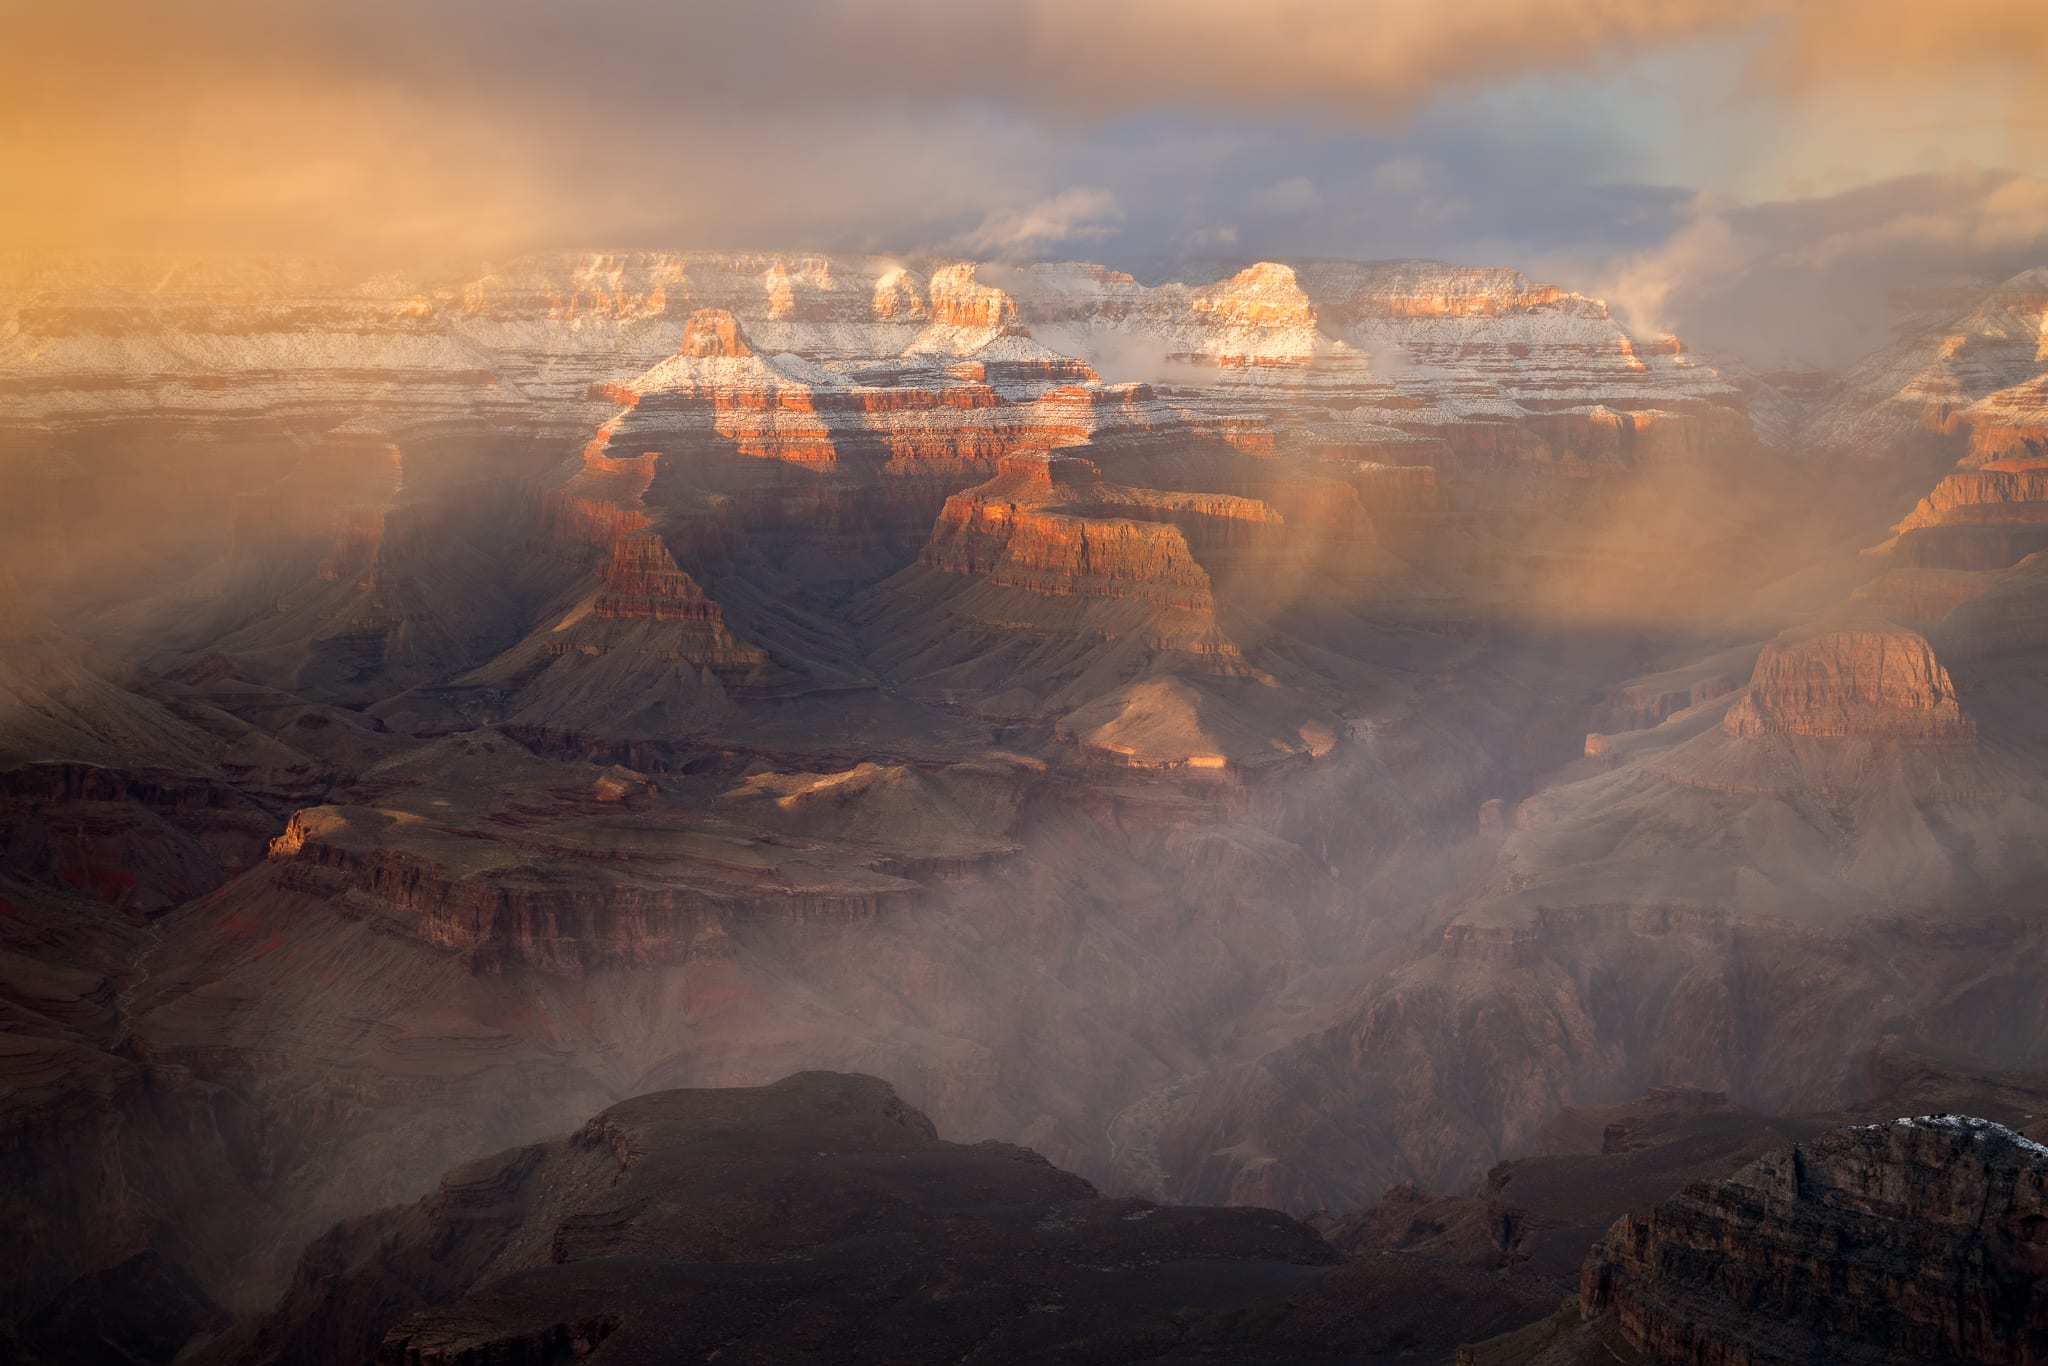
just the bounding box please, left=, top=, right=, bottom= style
left=1808, top=267, right=2048, bottom=462
left=1582, top=1117, right=2048, bottom=1364
left=1722, top=627, right=1974, bottom=743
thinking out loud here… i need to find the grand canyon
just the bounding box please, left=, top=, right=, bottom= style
left=6, top=2, right=2048, bottom=1362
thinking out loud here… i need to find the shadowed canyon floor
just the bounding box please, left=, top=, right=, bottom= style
left=21, top=1063, right=2041, bottom=1366
left=6, top=252, right=2048, bottom=1360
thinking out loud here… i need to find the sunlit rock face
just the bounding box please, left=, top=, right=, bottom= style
left=1882, top=458, right=2048, bottom=569
left=675, top=307, right=748, bottom=359
left=0, top=254, right=1754, bottom=610
left=589, top=531, right=721, bottom=623
left=1896, top=461, right=2048, bottom=532
left=1807, top=267, right=2048, bottom=461
left=919, top=456, right=1228, bottom=611
left=1722, top=627, right=1974, bottom=743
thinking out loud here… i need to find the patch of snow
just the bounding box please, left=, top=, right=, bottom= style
left=1859, top=1114, right=2048, bottom=1162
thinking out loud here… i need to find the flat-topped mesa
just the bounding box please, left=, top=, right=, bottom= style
left=1582, top=1117, right=2048, bottom=1365
left=915, top=455, right=1070, bottom=573
left=1316, top=261, right=1597, bottom=321
left=1723, top=626, right=1975, bottom=743
left=926, top=263, right=1020, bottom=331
left=1082, top=484, right=1285, bottom=537
left=988, top=515, right=1214, bottom=609
left=591, top=533, right=725, bottom=625
left=919, top=456, right=1217, bottom=610
left=1192, top=262, right=1316, bottom=330
left=677, top=308, right=749, bottom=359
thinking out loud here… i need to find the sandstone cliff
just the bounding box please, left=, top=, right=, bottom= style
left=1722, top=626, right=1974, bottom=743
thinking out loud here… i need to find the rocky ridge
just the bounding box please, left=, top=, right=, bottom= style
left=199, top=1071, right=1553, bottom=1366
left=1806, top=267, right=2048, bottom=463
left=1580, top=1115, right=2048, bottom=1364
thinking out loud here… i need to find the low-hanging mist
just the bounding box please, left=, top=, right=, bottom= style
left=7, top=7, right=2048, bottom=1363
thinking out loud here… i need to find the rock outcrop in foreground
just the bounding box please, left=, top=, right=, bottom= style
left=212, top=1072, right=1552, bottom=1366
left=1582, top=1116, right=2048, bottom=1364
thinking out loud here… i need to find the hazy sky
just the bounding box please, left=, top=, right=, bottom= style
left=4, top=0, right=2046, bottom=366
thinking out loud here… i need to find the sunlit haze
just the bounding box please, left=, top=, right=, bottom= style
left=7, top=1, right=2048, bottom=364
left=5, top=5, right=2048, bottom=1364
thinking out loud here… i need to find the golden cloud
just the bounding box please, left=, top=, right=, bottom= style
left=1, top=0, right=2042, bottom=258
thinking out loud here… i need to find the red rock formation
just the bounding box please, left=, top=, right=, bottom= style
left=869, top=267, right=927, bottom=321
left=991, top=516, right=1212, bottom=608
left=677, top=308, right=748, bottom=358
left=1723, top=627, right=1974, bottom=743
left=1897, top=460, right=2048, bottom=532
left=1967, top=414, right=2048, bottom=468
left=1192, top=262, right=1316, bottom=330
left=925, top=263, right=1019, bottom=331
left=591, top=533, right=726, bottom=625
left=919, top=457, right=1218, bottom=611
left=1582, top=1117, right=2048, bottom=1365
left=1896, top=523, right=2048, bottom=571
left=594, top=309, right=1181, bottom=481
left=1883, top=458, right=2048, bottom=568
left=613, top=310, right=840, bottom=466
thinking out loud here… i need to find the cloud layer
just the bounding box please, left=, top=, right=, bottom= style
left=1592, top=170, right=2048, bottom=370
left=3, top=1, right=2044, bottom=368
left=957, top=190, right=1125, bottom=254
